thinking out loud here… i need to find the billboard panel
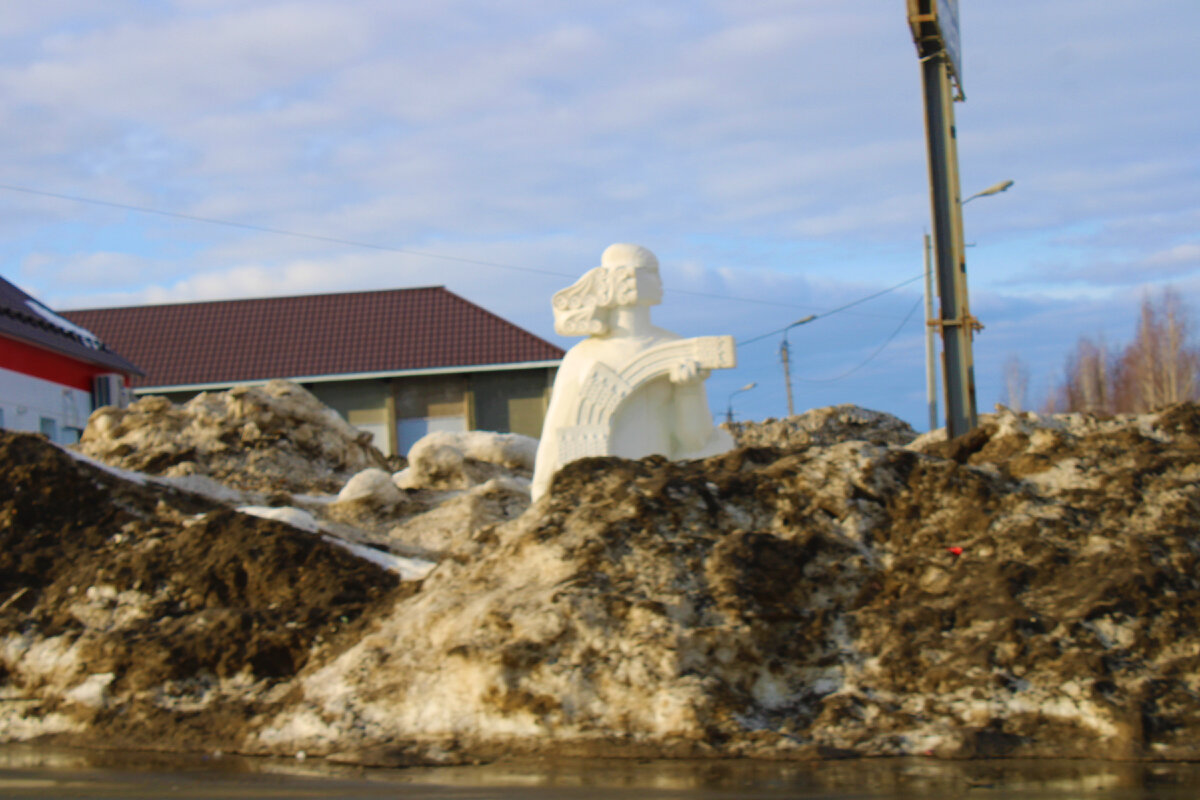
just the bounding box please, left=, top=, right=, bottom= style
left=937, top=0, right=962, bottom=89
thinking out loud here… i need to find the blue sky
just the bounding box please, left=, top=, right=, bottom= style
left=2, top=1, right=1198, bottom=429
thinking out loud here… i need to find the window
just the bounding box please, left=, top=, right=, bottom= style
left=397, top=415, right=466, bottom=456
left=39, top=417, right=58, bottom=441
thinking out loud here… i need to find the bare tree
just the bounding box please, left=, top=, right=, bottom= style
left=1113, top=289, right=1200, bottom=412
left=1045, top=288, right=1200, bottom=414
left=999, top=355, right=1029, bottom=411
left=1050, top=337, right=1112, bottom=413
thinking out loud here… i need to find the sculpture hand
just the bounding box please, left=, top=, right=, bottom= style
left=670, top=359, right=709, bottom=385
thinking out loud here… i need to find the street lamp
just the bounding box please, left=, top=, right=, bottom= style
left=725, top=382, right=757, bottom=425
left=924, top=179, right=1015, bottom=433
left=963, top=179, right=1014, bottom=205
left=780, top=315, right=816, bottom=417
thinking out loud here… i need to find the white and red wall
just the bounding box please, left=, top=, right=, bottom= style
left=0, top=334, right=124, bottom=444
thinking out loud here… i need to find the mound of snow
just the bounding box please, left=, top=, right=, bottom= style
left=726, top=404, right=918, bottom=449
left=79, top=381, right=386, bottom=493
left=387, top=476, right=531, bottom=557
left=262, top=403, right=1200, bottom=761
left=336, top=468, right=404, bottom=507
left=394, top=430, right=537, bottom=490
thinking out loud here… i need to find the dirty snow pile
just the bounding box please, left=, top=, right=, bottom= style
left=0, top=429, right=405, bottom=750
left=320, top=428, right=536, bottom=555
left=264, top=404, right=1200, bottom=761
left=382, top=431, right=535, bottom=558
left=76, top=383, right=537, bottom=564
left=78, top=381, right=386, bottom=494
left=394, top=430, right=535, bottom=490
left=725, top=404, right=919, bottom=449
left=4, top=391, right=1200, bottom=763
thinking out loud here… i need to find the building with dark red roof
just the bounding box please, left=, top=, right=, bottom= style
left=63, top=286, right=563, bottom=455
left=1, top=275, right=142, bottom=444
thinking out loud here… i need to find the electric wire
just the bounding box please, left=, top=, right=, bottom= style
left=737, top=273, right=924, bottom=346
left=0, top=182, right=577, bottom=279
left=794, top=295, right=924, bottom=383
left=5, top=181, right=932, bottom=388
left=0, top=182, right=895, bottom=313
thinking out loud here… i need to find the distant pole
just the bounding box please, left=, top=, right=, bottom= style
left=923, top=233, right=938, bottom=431
left=776, top=315, right=816, bottom=419
left=725, top=382, right=757, bottom=424
left=781, top=335, right=795, bottom=418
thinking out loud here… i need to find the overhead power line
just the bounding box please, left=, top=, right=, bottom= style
left=795, top=295, right=924, bottom=383
left=0, top=181, right=909, bottom=314
left=737, top=273, right=924, bottom=346
left=0, top=182, right=574, bottom=279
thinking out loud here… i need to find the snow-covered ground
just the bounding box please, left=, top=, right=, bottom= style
left=4, top=384, right=1200, bottom=763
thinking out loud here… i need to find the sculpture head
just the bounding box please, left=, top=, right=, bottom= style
left=553, top=243, right=662, bottom=336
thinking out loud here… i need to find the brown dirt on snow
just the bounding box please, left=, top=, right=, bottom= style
left=0, top=430, right=406, bottom=752
left=272, top=404, right=1200, bottom=762
left=5, top=401, right=1200, bottom=763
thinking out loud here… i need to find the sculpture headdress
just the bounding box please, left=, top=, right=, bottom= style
left=552, top=244, right=660, bottom=336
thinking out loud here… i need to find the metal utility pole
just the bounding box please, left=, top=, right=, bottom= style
left=781, top=335, right=795, bottom=418
left=778, top=315, right=815, bottom=418
left=923, top=233, right=938, bottom=431
left=725, top=382, right=757, bottom=424
left=908, top=0, right=978, bottom=438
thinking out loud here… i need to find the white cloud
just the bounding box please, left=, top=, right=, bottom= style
left=3, top=0, right=1199, bottom=427
left=3, top=4, right=370, bottom=118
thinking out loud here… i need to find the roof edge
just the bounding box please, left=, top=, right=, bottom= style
left=133, top=359, right=561, bottom=394
left=63, top=284, right=449, bottom=314
left=0, top=328, right=145, bottom=377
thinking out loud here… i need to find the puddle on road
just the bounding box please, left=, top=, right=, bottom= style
left=3, top=744, right=1200, bottom=799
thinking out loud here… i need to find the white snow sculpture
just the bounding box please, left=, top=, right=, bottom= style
left=531, top=243, right=736, bottom=500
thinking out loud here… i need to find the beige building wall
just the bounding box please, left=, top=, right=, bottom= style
left=469, top=368, right=555, bottom=438
left=307, top=379, right=394, bottom=455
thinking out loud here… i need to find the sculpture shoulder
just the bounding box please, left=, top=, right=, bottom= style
left=559, top=327, right=685, bottom=382
left=568, top=327, right=682, bottom=353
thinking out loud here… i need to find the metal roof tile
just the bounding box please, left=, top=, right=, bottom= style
left=62, top=286, right=562, bottom=389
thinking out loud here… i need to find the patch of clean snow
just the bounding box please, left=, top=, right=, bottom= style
left=26, top=299, right=103, bottom=349
left=337, top=468, right=403, bottom=505
left=61, top=447, right=147, bottom=485
left=320, top=536, right=436, bottom=581
left=65, top=673, right=115, bottom=708
left=2, top=634, right=82, bottom=684
left=395, top=430, right=539, bottom=490
left=0, top=711, right=80, bottom=741
left=156, top=473, right=248, bottom=504
left=418, top=430, right=537, bottom=470
left=237, top=505, right=322, bottom=534
left=257, top=710, right=343, bottom=749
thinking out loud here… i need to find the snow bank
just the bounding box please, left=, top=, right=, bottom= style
left=336, top=468, right=404, bottom=507
left=79, top=381, right=386, bottom=493
left=726, top=404, right=918, bottom=449
left=394, top=430, right=537, bottom=490
left=260, top=403, right=1200, bottom=761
